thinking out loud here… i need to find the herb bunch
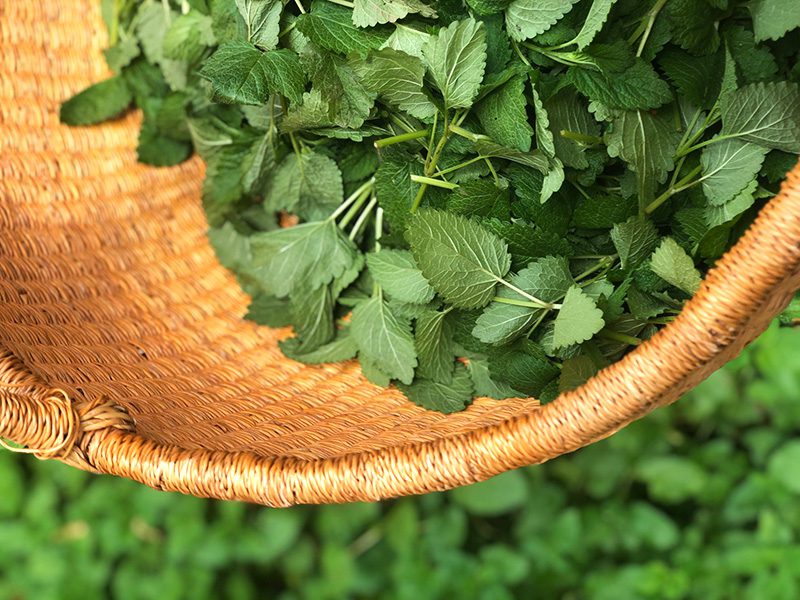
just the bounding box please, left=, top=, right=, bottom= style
left=62, top=0, right=800, bottom=412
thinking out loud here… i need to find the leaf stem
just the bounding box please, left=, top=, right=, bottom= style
left=348, top=195, right=377, bottom=241
left=412, top=111, right=453, bottom=213
left=676, top=132, right=741, bottom=159
left=644, top=165, right=702, bottom=214
left=338, top=187, right=373, bottom=229
left=560, top=130, right=603, bottom=146
left=635, top=0, right=669, bottom=58
left=329, top=178, right=375, bottom=221
left=410, top=175, right=459, bottom=190
left=375, top=129, right=430, bottom=149
left=597, top=329, right=643, bottom=346
left=293, top=0, right=306, bottom=13
left=497, top=279, right=558, bottom=310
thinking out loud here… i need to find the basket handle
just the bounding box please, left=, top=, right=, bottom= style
left=0, top=349, right=134, bottom=468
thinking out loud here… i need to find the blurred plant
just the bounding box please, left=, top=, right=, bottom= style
left=1, top=322, right=800, bottom=600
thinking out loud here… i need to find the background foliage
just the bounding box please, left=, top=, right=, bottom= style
left=1, top=322, right=799, bottom=599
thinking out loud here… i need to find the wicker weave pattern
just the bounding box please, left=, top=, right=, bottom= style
left=1, top=2, right=799, bottom=506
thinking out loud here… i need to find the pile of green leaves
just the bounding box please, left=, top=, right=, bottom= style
left=62, top=0, right=800, bottom=412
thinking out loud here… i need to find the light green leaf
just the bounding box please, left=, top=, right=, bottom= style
left=296, top=0, right=391, bottom=56
left=199, top=42, right=305, bottom=104
left=397, top=364, right=473, bottom=413
left=721, top=82, right=800, bottom=153
left=475, top=75, right=533, bottom=152
left=354, top=48, right=437, bottom=120
left=505, top=0, right=580, bottom=42
left=571, top=0, right=617, bottom=50
left=748, top=0, right=800, bottom=42
left=406, top=209, right=511, bottom=309
left=163, top=11, right=216, bottom=62
left=353, top=0, right=437, bottom=27
left=611, top=216, right=660, bottom=271
left=705, top=179, right=757, bottom=229
left=250, top=219, right=357, bottom=297
left=381, top=23, right=431, bottom=58
left=236, top=0, right=282, bottom=50
left=264, top=151, right=344, bottom=221
left=208, top=222, right=252, bottom=271
left=606, top=109, right=681, bottom=206
left=650, top=238, right=702, bottom=295
left=531, top=79, right=555, bottom=157
left=366, top=249, right=436, bottom=304
left=422, top=18, right=487, bottom=109
left=700, top=139, right=768, bottom=206
left=473, top=256, right=573, bottom=345
left=553, top=286, right=605, bottom=349
left=473, top=139, right=550, bottom=172
left=466, top=355, right=521, bottom=399
left=559, top=355, right=600, bottom=392
left=351, top=294, right=418, bottom=384
left=415, top=310, right=456, bottom=383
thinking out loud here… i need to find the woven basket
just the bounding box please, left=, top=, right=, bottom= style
left=1, top=2, right=799, bottom=507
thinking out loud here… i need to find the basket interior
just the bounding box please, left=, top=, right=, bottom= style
left=0, top=2, right=543, bottom=461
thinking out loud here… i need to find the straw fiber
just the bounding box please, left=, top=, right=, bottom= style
left=1, top=2, right=799, bottom=506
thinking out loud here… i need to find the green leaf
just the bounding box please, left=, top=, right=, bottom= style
left=245, top=294, right=293, bottom=327
left=104, top=37, right=141, bottom=73
left=208, top=222, right=252, bottom=271
left=250, top=219, right=357, bottom=298
left=200, top=42, right=305, bottom=104
left=280, top=329, right=359, bottom=364
left=290, top=283, right=335, bottom=352
left=748, top=0, right=800, bottom=42
left=475, top=75, right=533, bottom=152
left=570, top=0, right=617, bottom=50
left=353, top=0, right=437, bottom=27
left=658, top=47, right=723, bottom=109
left=505, top=0, right=580, bottom=42
left=374, top=148, right=423, bottom=235
left=473, top=139, right=550, bottom=172
left=422, top=18, right=487, bottom=109
left=473, top=256, right=573, bottom=345
left=720, top=82, right=800, bottom=153
left=488, top=340, right=559, bottom=396
left=354, top=48, right=437, bottom=120
left=611, top=216, right=660, bottom=271
left=163, top=11, right=217, bottom=62
left=366, top=249, right=436, bottom=304
left=664, top=0, right=720, bottom=55
left=381, top=23, right=431, bottom=58
left=467, top=0, right=513, bottom=16
left=304, top=52, right=377, bottom=129
left=553, top=286, right=605, bottom=349
left=264, top=151, right=344, bottom=221
left=236, top=0, right=282, bottom=50
left=545, top=88, right=599, bottom=169
left=137, top=119, right=192, bottom=166
left=446, top=178, right=511, bottom=220
left=297, top=0, right=391, bottom=56
left=415, top=309, right=457, bottom=382
left=700, top=139, right=768, bottom=207
left=406, top=209, right=511, bottom=309
left=558, top=355, right=600, bottom=392
left=351, top=294, right=418, bottom=384
left=705, top=179, right=757, bottom=229
left=650, top=238, right=702, bottom=295
left=397, top=363, right=473, bottom=413
left=570, top=59, right=673, bottom=110
left=466, top=355, right=521, bottom=399
left=60, top=76, right=132, bottom=125
left=606, top=109, right=681, bottom=205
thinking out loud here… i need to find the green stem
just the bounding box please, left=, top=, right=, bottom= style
left=448, top=123, right=481, bottom=142
left=349, top=196, right=377, bottom=241
left=375, top=207, right=384, bottom=252
left=497, top=279, right=558, bottom=310
left=434, top=155, right=486, bottom=177
left=635, top=0, right=669, bottom=57
left=598, top=329, right=643, bottom=347
left=676, top=132, right=740, bottom=159
left=412, top=111, right=453, bottom=213
left=644, top=165, right=702, bottom=214
left=492, top=296, right=548, bottom=309
left=375, top=129, right=429, bottom=149
left=329, top=178, right=375, bottom=221
left=560, top=130, right=602, bottom=146
left=338, top=187, right=373, bottom=229
left=293, top=0, right=306, bottom=13
left=410, top=175, right=459, bottom=190
left=575, top=256, right=617, bottom=282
